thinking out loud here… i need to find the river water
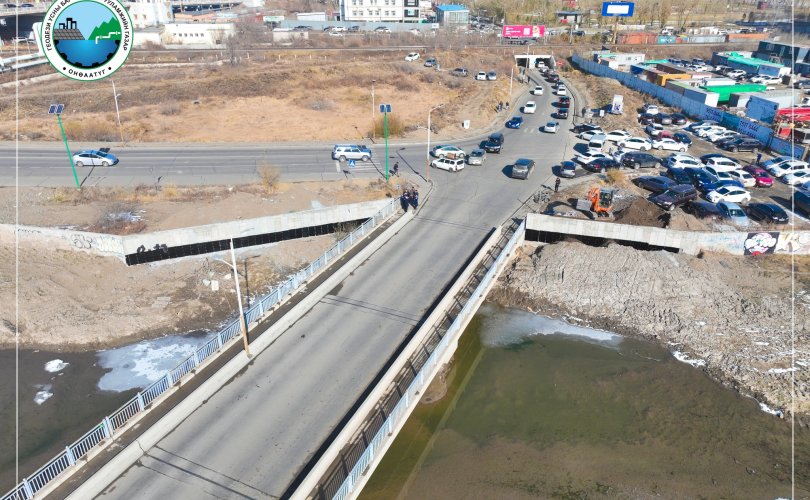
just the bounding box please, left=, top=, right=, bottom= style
left=363, top=304, right=809, bottom=499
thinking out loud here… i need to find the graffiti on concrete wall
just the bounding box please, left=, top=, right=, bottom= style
left=776, top=232, right=810, bottom=254
left=67, top=232, right=124, bottom=255
left=743, top=232, right=779, bottom=256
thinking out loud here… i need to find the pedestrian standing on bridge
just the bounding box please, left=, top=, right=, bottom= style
left=401, top=190, right=411, bottom=212
left=411, top=188, right=419, bottom=209
left=555, top=178, right=561, bottom=193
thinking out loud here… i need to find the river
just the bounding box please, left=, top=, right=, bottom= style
left=363, top=304, right=809, bottom=499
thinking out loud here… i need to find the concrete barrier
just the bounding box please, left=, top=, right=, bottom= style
left=526, top=213, right=810, bottom=256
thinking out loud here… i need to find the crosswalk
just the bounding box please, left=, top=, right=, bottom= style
left=334, top=159, right=384, bottom=174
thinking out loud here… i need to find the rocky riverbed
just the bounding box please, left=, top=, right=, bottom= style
left=493, top=241, right=810, bottom=420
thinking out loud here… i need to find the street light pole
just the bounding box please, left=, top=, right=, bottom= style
left=221, top=239, right=251, bottom=357
left=426, top=103, right=444, bottom=180
left=371, top=80, right=376, bottom=139
left=111, top=78, right=124, bottom=143
left=48, top=104, right=80, bottom=189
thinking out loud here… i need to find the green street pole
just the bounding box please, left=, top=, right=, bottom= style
left=384, top=111, right=389, bottom=181
left=57, top=114, right=80, bottom=188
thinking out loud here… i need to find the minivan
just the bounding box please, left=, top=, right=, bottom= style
left=588, top=133, right=607, bottom=150
left=332, top=144, right=372, bottom=162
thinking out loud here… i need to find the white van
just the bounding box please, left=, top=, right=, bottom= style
left=588, top=133, right=607, bottom=151
left=431, top=157, right=465, bottom=172
left=332, top=144, right=372, bottom=162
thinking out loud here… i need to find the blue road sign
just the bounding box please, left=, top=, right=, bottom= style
left=601, top=1, right=634, bottom=16
left=379, top=104, right=392, bottom=113
left=348, top=159, right=356, bottom=168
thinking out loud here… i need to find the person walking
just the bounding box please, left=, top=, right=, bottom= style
left=393, top=162, right=400, bottom=177
left=401, top=190, right=410, bottom=212
left=554, top=177, right=561, bottom=193
left=411, top=189, right=419, bottom=209
left=498, top=101, right=503, bottom=112
left=755, top=152, right=763, bottom=165
left=506, top=101, right=510, bottom=110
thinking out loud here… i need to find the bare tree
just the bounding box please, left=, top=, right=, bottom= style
left=658, top=0, right=672, bottom=27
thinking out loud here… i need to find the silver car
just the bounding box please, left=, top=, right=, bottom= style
left=467, top=149, right=486, bottom=165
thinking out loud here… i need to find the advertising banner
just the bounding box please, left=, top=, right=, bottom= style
left=502, top=25, right=545, bottom=38
left=610, top=95, right=624, bottom=114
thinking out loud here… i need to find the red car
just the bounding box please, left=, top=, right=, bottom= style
left=743, top=165, right=774, bottom=187
left=558, top=96, right=571, bottom=106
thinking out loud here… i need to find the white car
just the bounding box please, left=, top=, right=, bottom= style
left=706, top=186, right=751, bottom=204
left=642, top=103, right=659, bottom=115
left=532, top=85, right=544, bottom=95
left=751, top=75, right=782, bottom=84
left=405, top=52, right=420, bottom=61
left=431, top=157, right=466, bottom=172
left=781, top=169, right=810, bottom=185
left=574, top=151, right=610, bottom=165
left=727, top=169, right=757, bottom=188
left=604, top=130, right=632, bottom=142
left=543, top=121, right=559, bottom=133
left=645, top=123, right=665, bottom=137
left=523, top=101, right=537, bottom=114
left=706, top=130, right=739, bottom=143
left=652, top=137, right=688, bottom=152
left=431, top=145, right=466, bottom=158
left=704, top=157, right=742, bottom=171
left=766, top=159, right=810, bottom=177
left=696, top=126, right=727, bottom=138
left=475, top=71, right=487, bottom=81
left=726, top=69, right=747, bottom=78
left=667, top=157, right=703, bottom=169
left=556, top=87, right=567, bottom=96
left=578, top=129, right=604, bottom=141
left=618, top=137, right=652, bottom=151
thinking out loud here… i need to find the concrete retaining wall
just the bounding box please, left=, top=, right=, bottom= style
left=0, top=200, right=391, bottom=261
left=526, top=213, right=810, bottom=256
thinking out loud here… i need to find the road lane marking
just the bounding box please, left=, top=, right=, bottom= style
left=335, top=161, right=340, bottom=172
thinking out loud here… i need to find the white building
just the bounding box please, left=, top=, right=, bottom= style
left=127, top=0, right=173, bottom=28
left=339, top=0, right=421, bottom=22
left=162, top=22, right=236, bottom=48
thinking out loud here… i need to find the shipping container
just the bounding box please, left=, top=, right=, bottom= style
left=657, top=35, right=676, bottom=44
left=617, top=32, right=658, bottom=45
left=657, top=73, right=691, bottom=86
left=682, top=35, right=727, bottom=44
left=727, top=32, right=769, bottom=41
left=665, top=81, right=689, bottom=95
left=702, top=84, right=767, bottom=102
left=654, top=62, right=688, bottom=74
left=684, top=87, right=720, bottom=106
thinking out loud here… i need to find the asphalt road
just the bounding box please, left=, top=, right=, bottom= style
left=91, top=71, right=572, bottom=499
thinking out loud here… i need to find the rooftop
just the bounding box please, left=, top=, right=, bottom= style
left=437, top=4, right=469, bottom=11
left=721, top=51, right=785, bottom=68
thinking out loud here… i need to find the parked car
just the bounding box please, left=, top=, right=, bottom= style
left=781, top=169, right=810, bottom=185
left=556, top=86, right=567, bottom=96
left=665, top=156, right=703, bottom=169
left=431, top=157, right=466, bottom=172
left=476, top=71, right=487, bottom=80
left=670, top=113, right=687, bottom=125
left=795, top=80, right=810, bottom=89
left=766, top=159, right=810, bottom=178
left=742, top=165, right=774, bottom=187
left=638, top=113, right=657, bottom=125
left=704, top=166, right=736, bottom=183
left=505, top=116, right=523, bottom=129
left=523, top=101, right=537, bottom=114
left=618, top=137, right=653, bottom=150
left=574, top=150, right=610, bottom=165
left=652, top=137, right=688, bottom=152
left=684, top=200, right=723, bottom=220
left=726, top=69, right=747, bottom=79
left=706, top=185, right=751, bottom=203
left=558, top=161, right=577, bottom=178
left=751, top=75, right=782, bottom=84
left=487, top=71, right=497, bottom=80
left=673, top=132, right=692, bottom=145
left=405, top=52, right=420, bottom=61
left=72, top=149, right=119, bottom=167
left=543, top=121, right=559, bottom=133
left=713, top=135, right=745, bottom=149
left=663, top=166, right=692, bottom=185
left=717, top=201, right=750, bottom=226
left=704, top=156, right=743, bottom=172
left=695, top=125, right=727, bottom=138
left=794, top=191, right=810, bottom=215
left=579, top=129, right=603, bottom=141
left=655, top=113, right=673, bottom=125
left=531, top=85, right=544, bottom=95
left=556, top=108, right=569, bottom=119
left=510, top=158, right=535, bottom=179
left=622, top=152, right=661, bottom=169
left=700, top=179, right=745, bottom=193
left=642, top=103, right=659, bottom=115
left=720, top=137, right=762, bottom=153
left=467, top=149, right=486, bottom=165
left=605, top=130, right=632, bottom=142
left=451, top=67, right=469, bottom=77
left=374, top=26, right=391, bottom=33
left=586, top=157, right=621, bottom=172
left=727, top=169, right=757, bottom=188
left=424, top=57, right=438, bottom=67
left=651, top=184, right=698, bottom=211
left=746, top=203, right=789, bottom=224
left=431, top=144, right=466, bottom=158
left=558, top=96, right=571, bottom=106
left=635, top=175, right=677, bottom=193
left=574, top=123, right=603, bottom=135
left=684, top=167, right=715, bottom=189
left=706, top=130, right=740, bottom=144
left=686, top=120, right=718, bottom=132
left=645, top=123, right=666, bottom=137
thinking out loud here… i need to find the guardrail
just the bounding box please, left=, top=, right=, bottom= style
left=329, top=219, right=526, bottom=500
left=1, top=198, right=398, bottom=500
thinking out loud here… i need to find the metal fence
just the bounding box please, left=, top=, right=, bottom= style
left=0, top=199, right=398, bottom=500
left=571, top=55, right=807, bottom=159
left=328, top=219, right=526, bottom=500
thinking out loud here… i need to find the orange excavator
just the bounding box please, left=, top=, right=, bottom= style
left=588, top=187, right=614, bottom=218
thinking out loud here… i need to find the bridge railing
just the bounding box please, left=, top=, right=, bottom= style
left=329, top=219, right=525, bottom=500
left=0, top=198, right=398, bottom=500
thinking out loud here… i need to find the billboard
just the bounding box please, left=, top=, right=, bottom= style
left=601, top=2, right=635, bottom=16
left=502, top=25, right=545, bottom=38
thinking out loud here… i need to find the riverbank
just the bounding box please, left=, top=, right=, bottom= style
left=492, top=241, right=809, bottom=420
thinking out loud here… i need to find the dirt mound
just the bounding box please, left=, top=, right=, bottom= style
left=613, top=198, right=666, bottom=227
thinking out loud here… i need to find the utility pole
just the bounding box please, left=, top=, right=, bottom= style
left=371, top=80, right=376, bottom=139
left=48, top=104, right=80, bottom=188
left=380, top=104, right=392, bottom=180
